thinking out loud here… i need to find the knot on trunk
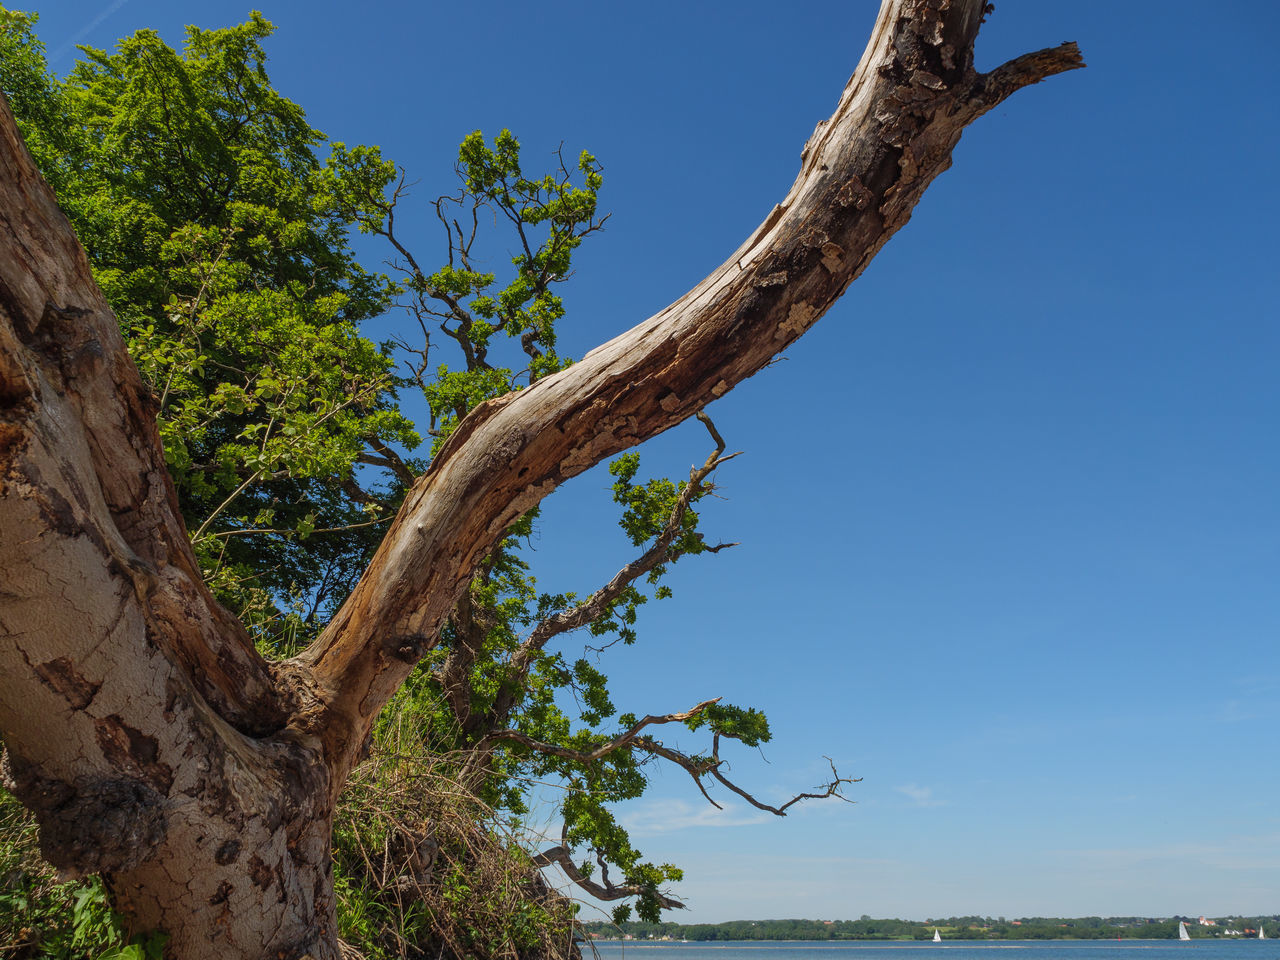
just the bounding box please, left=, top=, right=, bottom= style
left=2, top=750, right=167, bottom=877
left=383, top=633, right=431, bottom=664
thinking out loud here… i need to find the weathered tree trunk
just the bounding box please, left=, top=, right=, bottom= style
left=0, top=73, right=340, bottom=957
left=0, top=1, right=1081, bottom=956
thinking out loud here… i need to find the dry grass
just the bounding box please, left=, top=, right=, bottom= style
left=333, top=711, right=583, bottom=960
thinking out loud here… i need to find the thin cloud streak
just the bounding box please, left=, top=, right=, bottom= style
left=1054, top=834, right=1280, bottom=873
left=619, top=798, right=772, bottom=836
left=50, top=0, right=131, bottom=64
left=896, top=783, right=945, bottom=807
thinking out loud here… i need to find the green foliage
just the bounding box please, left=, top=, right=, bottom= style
left=388, top=441, right=725, bottom=922
left=610, top=453, right=706, bottom=556
left=328, top=120, right=743, bottom=923
left=70, top=878, right=167, bottom=960
left=324, top=124, right=605, bottom=450
left=689, top=702, right=771, bottom=748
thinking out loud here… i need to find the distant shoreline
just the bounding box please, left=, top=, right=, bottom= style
left=581, top=916, right=1275, bottom=944
left=586, top=942, right=1213, bottom=947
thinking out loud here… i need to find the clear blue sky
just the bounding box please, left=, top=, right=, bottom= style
left=30, top=0, right=1280, bottom=924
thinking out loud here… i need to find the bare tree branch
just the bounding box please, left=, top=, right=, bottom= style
left=501, top=698, right=854, bottom=913
left=625, top=734, right=859, bottom=817
left=479, top=696, right=857, bottom=820
left=531, top=835, right=685, bottom=911
left=706, top=751, right=858, bottom=817
left=361, top=437, right=417, bottom=488
left=341, top=477, right=392, bottom=511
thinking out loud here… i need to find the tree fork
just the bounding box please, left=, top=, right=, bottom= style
left=0, top=1, right=1081, bottom=957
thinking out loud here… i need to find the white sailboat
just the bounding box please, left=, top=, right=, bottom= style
left=1259, top=924, right=1265, bottom=940
left=1178, top=921, right=1190, bottom=941
left=933, top=929, right=942, bottom=943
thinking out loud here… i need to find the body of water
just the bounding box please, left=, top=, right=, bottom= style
left=591, top=940, right=1280, bottom=960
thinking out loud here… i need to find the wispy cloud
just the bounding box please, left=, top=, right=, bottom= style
left=896, top=783, right=945, bottom=807
left=51, top=0, right=132, bottom=65
left=618, top=798, right=772, bottom=836
left=1055, top=833, right=1280, bottom=873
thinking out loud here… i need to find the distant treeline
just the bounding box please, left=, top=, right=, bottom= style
left=582, top=916, right=1277, bottom=942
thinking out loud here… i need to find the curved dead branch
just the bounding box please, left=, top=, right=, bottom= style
left=532, top=828, right=686, bottom=911
left=625, top=734, right=859, bottom=816
left=500, top=696, right=855, bottom=909
left=706, top=749, right=857, bottom=816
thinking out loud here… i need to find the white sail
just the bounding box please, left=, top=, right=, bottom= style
left=1179, top=922, right=1190, bottom=941
left=1259, top=924, right=1265, bottom=940
left=933, top=929, right=942, bottom=943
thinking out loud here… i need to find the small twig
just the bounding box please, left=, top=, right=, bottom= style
left=709, top=755, right=859, bottom=816
left=206, top=516, right=392, bottom=539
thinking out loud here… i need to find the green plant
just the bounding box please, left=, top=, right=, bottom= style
left=71, top=878, right=167, bottom=960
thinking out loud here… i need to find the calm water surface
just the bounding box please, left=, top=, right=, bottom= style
left=591, top=940, right=1280, bottom=960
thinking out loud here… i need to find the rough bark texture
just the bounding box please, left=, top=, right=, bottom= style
left=0, top=67, right=336, bottom=960
left=0, top=1, right=1081, bottom=957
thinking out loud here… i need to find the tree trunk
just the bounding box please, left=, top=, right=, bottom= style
left=0, top=1, right=1081, bottom=956
left=0, top=77, right=341, bottom=957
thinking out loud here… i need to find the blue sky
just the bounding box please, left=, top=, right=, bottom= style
left=30, top=0, right=1280, bottom=925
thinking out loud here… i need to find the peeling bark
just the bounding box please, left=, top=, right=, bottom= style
left=0, top=1, right=1081, bottom=956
